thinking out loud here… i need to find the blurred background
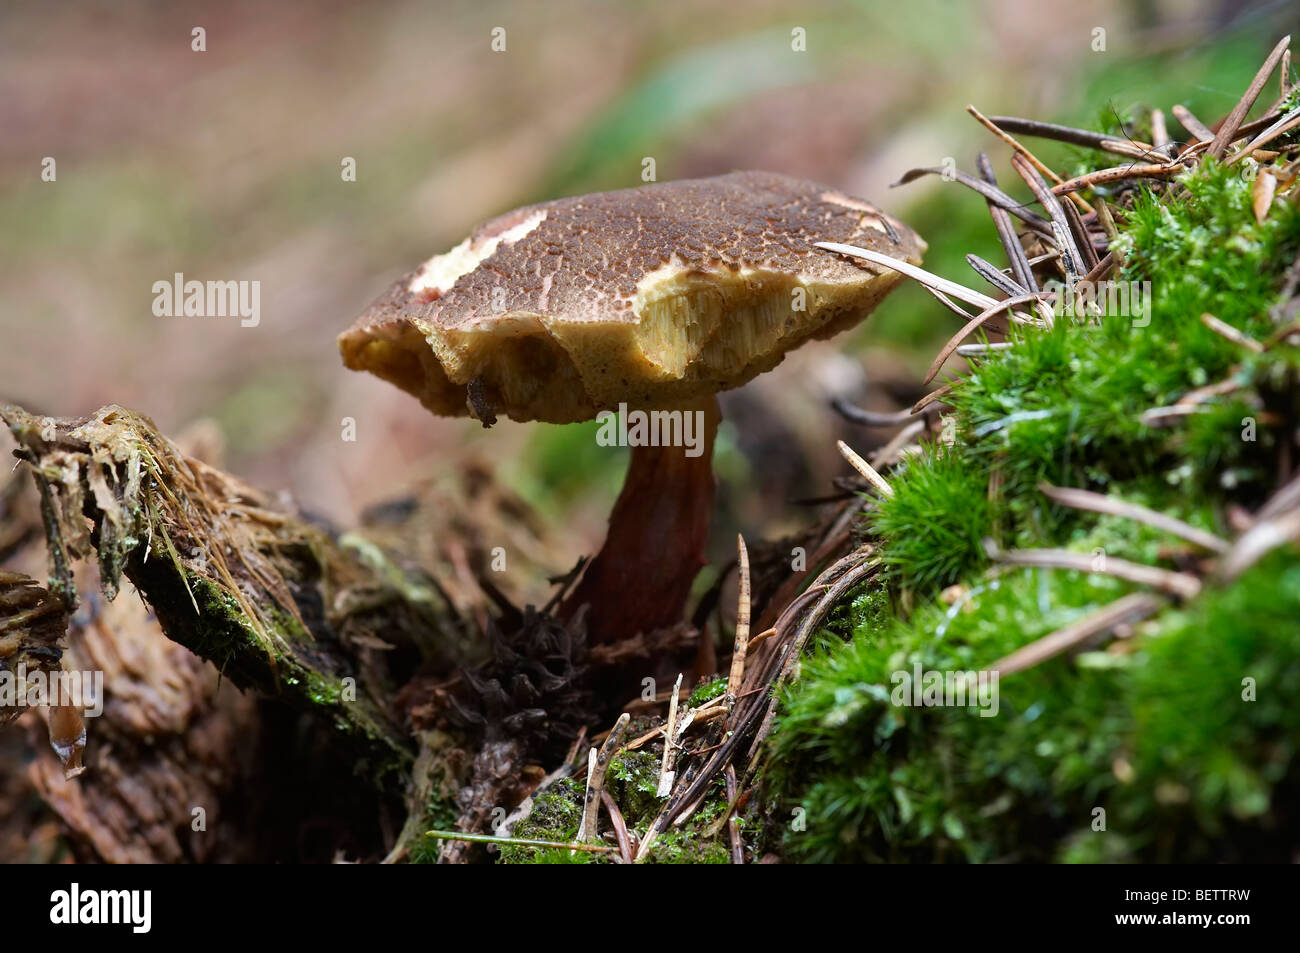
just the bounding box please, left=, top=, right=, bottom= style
left=2, top=0, right=1298, bottom=603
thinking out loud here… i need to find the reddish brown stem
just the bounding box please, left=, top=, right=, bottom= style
left=562, top=396, right=720, bottom=643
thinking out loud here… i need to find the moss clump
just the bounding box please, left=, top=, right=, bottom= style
left=687, top=674, right=727, bottom=708
left=499, top=754, right=736, bottom=863
left=764, top=131, right=1300, bottom=862
left=409, top=793, right=468, bottom=864
left=870, top=445, right=992, bottom=591
left=642, top=783, right=732, bottom=864
left=608, top=750, right=663, bottom=821
left=498, top=777, right=598, bottom=864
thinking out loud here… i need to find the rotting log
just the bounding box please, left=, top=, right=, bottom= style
left=1, top=403, right=473, bottom=788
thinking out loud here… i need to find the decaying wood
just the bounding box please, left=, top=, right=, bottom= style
left=26, top=577, right=263, bottom=863
left=0, top=403, right=464, bottom=781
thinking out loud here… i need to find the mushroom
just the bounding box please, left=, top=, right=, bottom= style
left=339, top=171, right=923, bottom=644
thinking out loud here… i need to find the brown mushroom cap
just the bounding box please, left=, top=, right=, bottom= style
left=340, top=171, right=925, bottom=424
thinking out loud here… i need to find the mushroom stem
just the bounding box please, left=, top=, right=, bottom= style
left=562, top=395, right=721, bottom=644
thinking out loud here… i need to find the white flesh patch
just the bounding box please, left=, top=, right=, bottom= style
left=408, top=209, right=547, bottom=297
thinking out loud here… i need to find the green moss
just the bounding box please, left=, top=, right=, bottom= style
left=409, top=789, right=463, bottom=864
left=608, top=751, right=663, bottom=823
left=499, top=757, right=737, bottom=864
left=687, top=674, right=728, bottom=708
left=499, top=778, right=592, bottom=864
left=645, top=827, right=731, bottom=864
left=642, top=784, right=732, bottom=864
left=869, top=445, right=992, bottom=591
left=764, top=126, right=1300, bottom=863
left=768, top=553, right=1300, bottom=863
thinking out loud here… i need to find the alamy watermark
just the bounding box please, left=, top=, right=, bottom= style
left=891, top=662, right=999, bottom=717
left=50, top=883, right=150, bottom=933
left=595, top=403, right=707, bottom=458
left=0, top=663, right=103, bottom=717
left=152, top=272, right=261, bottom=327
left=1044, top=278, right=1151, bottom=328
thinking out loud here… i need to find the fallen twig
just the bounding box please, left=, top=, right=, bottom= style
left=1200, top=312, right=1265, bottom=353
left=1038, top=482, right=1229, bottom=553
left=656, top=673, right=684, bottom=797
left=815, top=242, right=1000, bottom=309
left=976, top=152, right=1039, bottom=293
left=578, top=712, right=630, bottom=845
left=985, top=543, right=1202, bottom=599
left=1051, top=162, right=1180, bottom=195
left=837, top=440, right=894, bottom=497
left=987, top=114, right=1157, bottom=159
left=424, top=829, right=616, bottom=854
left=600, top=791, right=633, bottom=863
left=980, top=592, right=1165, bottom=679
left=1208, top=35, right=1291, bottom=160
left=725, top=535, right=752, bottom=724
left=924, top=292, right=1054, bottom=385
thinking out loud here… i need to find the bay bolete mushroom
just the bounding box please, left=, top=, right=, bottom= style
left=340, top=171, right=923, bottom=643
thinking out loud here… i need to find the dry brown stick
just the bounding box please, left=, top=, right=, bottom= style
left=976, top=152, right=1039, bottom=293
left=911, top=384, right=953, bottom=415
left=424, top=830, right=616, bottom=854
left=815, top=242, right=999, bottom=309
left=1256, top=470, right=1300, bottom=522
left=924, top=292, right=1054, bottom=385
left=743, top=557, right=881, bottom=768
left=1052, top=162, right=1180, bottom=194
left=578, top=711, right=630, bottom=845
left=986, top=544, right=1202, bottom=599
left=600, top=790, right=633, bottom=863
left=831, top=398, right=915, bottom=427
left=745, top=592, right=825, bottom=703
left=1227, top=106, right=1300, bottom=164
left=724, top=765, right=744, bottom=865
left=1177, top=372, right=1244, bottom=406
left=1151, top=108, right=1170, bottom=153
left=1200, top=312, right=1265, bottom=353
left=837, top=440, right=894, bottom=497
left=656, top=672, right=684, bottom=796
left=967, top=104, right=1092, bottom=213
left=725, top=535, right=752, bottom=724
left=986, top=114, right=1156, bottom=157
left=1011, top=153, right=1086, bottom=279
left=1038, top=482, right=1229, bottom=553
left=1220, top=507, right=1300, bottom=581
left=980, top=592, right=1165, bottom=679
left=621, top=697, right=728, bottom=756
left=921, top=283, right=978, bottom=320
left=892, top=166, right=1053, bottom=232
left=1062, top=196, right=1101, bottom=272
left=968, top=253, right=1028, bottom=297
left=1192, top=111, right=1283, bottom=151
left=968, top=105, right=1063, bottom=182
left=870, top=418, right=927, bottom=469
left=1219, top=471, right=1300, bottom=580
left=1172, top=103, right=1215, bottom=144
left=1208, top=35, right=1291, bottom=160
left=1078, top=252, right=1116, bottom=286
left=1140, top=404, right=1213, bottom=427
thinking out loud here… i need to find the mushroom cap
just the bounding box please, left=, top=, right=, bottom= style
left=339, top=171, right=925, bottom=424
